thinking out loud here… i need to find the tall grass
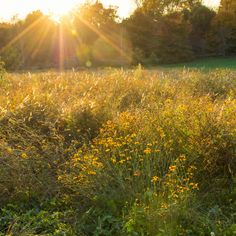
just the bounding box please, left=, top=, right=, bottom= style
left=0, top=68, right=235, bottom=235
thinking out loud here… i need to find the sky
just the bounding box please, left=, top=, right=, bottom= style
left=0, top=0, right=221, bottom=22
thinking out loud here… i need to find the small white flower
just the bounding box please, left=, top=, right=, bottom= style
left=210, top=232, right=215, bottom=236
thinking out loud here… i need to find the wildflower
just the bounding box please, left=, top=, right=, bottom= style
left=189, top=183, right=199, bottom=190
left=7, top=148, right=13, bottom=154
left=21, top=153, right=28, bottom=159
left=179, top=155, right=186, bottom=161
left=144, top=148, right=151, bottom=154
left=161, top=203, right=168, bottom=209
left=119, top=159, right=126, bottom=164
left=88, top=171, right=96, bottom=175
left=151, top=176, right=159, bottom=182
left=169, top=165, right=177, bottom=172
left=58, top=176, right=63, bottom=181
left=92, top=161, right=103, bottom=168
left=157, top=127, right=165, bottom=139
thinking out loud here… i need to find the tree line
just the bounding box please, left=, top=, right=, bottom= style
left=0, top=0, right=236, bottom=70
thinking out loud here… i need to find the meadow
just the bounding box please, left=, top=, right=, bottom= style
left=159, top=57, right=236, bottom=70
left=0, top=67, right=236, bottom=235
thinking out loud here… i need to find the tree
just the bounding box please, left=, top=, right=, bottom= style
left=124, top=2, right=195, bottom=64
left=135, top=0, right=201, bottom=18
left=188, top=4, right=216, bottom=55
left=208, top=12, right=236, bottom=56
left=154, top=12, right=194, bottom=63
left=219, top=0, right=236, bottom=14
left=70, top=1, right=125, bottom=66
left=0, top=21, right=24, bottom=69
left=123, top=9, right=157, bottom=58
left=21, top=11, right=57, bottom=68
left=72, top=2, right=118, bottom=44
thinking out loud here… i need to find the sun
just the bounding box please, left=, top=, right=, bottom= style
left=40, top=0, right=81, bottom=20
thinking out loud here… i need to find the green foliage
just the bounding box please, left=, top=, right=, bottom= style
left=207, top=12, right=236, bottom=56
left=124, top=9, right=195, bottom=64
left=0, top=204, right=74, bottom=235
left=155, top=13, right=194, bottom=63
left=0, top=46, right=22, bottom=70
left=188, top=4, right=216, bottom=55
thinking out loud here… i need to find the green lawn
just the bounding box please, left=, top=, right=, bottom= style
left=161, top=57, right=236, bottom=69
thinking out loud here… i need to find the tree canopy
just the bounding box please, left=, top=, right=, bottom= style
left=0, top=0, right=235, bottom=70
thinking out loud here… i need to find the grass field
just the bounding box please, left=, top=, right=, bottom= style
left=161, top=57, right=236, bottom=69
left=0, top=67, right=236, bottom=235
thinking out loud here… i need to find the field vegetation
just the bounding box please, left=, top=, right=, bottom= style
left=0, top=67, right=235, bottom=235
left=160, top=57, right=236, bottom=70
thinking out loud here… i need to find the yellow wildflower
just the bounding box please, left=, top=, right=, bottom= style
left=58, top=176, right=63, bottom=181
left=119, top=159, right=126, bottom=164
left=189, top=183, right=199, bottom=190
left=161, top=203, right=168, bottom=209
left=169, top=165, right=177, bottom=172
left=7, top=148, right=13, bottom=154
left=144, top=148, right=151, bottom=154
left=179, top=155, right=186, bottom=161
left=88, top=171, right=96, bottom=175
left=21, top=153, right=28, bottom=159
left=151, top=176, right=159, bottom=183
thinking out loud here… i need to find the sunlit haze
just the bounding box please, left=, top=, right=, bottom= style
left=0, top=0, right=221, bottom=22
left=0, top=0, right=136, bottom=22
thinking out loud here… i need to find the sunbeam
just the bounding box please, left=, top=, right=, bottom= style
left=0, top=16, right=45, bottom=54
left=77, top=15, right=132, bottom=63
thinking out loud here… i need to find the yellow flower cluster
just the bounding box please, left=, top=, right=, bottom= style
left=163, top=155, right=199, bottom=201
left=151, top=176, right=159, bottom=183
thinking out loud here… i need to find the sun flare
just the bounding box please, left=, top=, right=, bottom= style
left=40, top=0, right=81, bottom=19
left=1, top=0, right=136, bottom=23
